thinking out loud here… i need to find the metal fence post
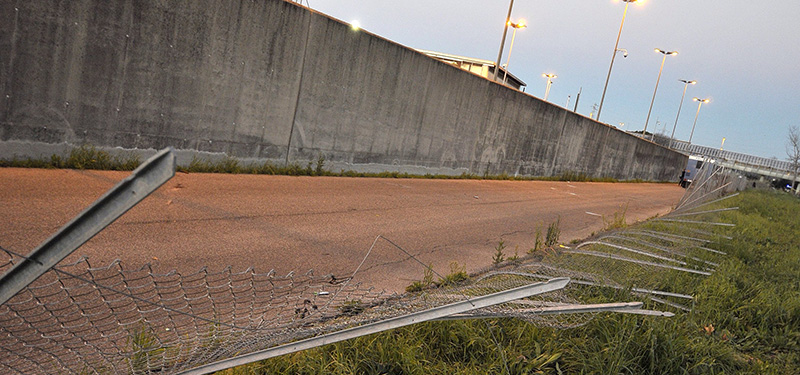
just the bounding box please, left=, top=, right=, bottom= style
left=0, top=147, right=176, bottom=306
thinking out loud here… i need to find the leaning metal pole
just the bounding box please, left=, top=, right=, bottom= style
left=643, top=53, right=668, bottom=139
left=177, top=278, right=570, bottom=375
left=597, top=0, right=631, bottom=121
left=492, top=0, right=515, bottom=81
left=0, top=148, right=176, bottom=306
left=670, top=80, right=693, bottom=148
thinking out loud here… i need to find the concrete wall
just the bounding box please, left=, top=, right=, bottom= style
left=0, top=0, right=687, bottom=180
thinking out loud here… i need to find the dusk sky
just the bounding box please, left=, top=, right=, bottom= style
left=308, top=0, right=800, bottom=160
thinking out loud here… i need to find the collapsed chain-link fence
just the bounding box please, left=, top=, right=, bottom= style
left=0, top=244, right=571, bottom=374
left=0, top=156, right=745, bottom=374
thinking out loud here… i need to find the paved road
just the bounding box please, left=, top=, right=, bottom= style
left=0, top=168, right=685, bottom=292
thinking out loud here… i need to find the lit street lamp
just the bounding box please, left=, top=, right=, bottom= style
left=493, top=0, right=516, bottom=81
left=502, top=19, right=527, bottom=84
left=597, top=0, right=639, bottom=121
left=643, top=48, right=678, bottom=139
left=669, top=79, right=697, bottom=148
left=688, top=97, right=710, bottom=144
left=543, top=74, right=557, bottom=101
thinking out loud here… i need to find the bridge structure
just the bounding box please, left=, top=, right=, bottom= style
left=671, top=141, right=799, bottom=185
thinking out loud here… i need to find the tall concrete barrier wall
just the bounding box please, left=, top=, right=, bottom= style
left=0, top=0, right=687, bottom=180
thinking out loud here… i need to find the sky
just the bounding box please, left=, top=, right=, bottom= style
left=306, top=0, right=800, bottom=160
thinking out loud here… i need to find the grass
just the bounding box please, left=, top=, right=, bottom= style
left=405, top=266, right=435, bottom=293
left=545, top=217, right=561, bottom=247
left=0, top=144, right=141, bottom=171
left=405, top=262, right=469, bottom=293
left=437, top=262, right=469, bottom=288
left=213, top=189, right=800, bottom=374
left=529, top=224, right=545, bottom=255
left=492, top=240, right=507, bottom=265
left=603, top=204, right=628, bottom=231
left=0, top=145, right=663, bottom=182
left=127, top=323, right=166, bottom=374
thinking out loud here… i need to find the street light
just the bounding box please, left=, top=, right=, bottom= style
left=543, top=73, right=557, bottom=101
left=643, top=48, right=678, bottom=139
left=502, top=19, right=527, bottom=85
left=493, top=0, right=516, bottom=81
left=597, top=0, right=639, bottom=121
left=669, top=79, right=697, bottom=148
left=688, top=97, right=710, bottom=144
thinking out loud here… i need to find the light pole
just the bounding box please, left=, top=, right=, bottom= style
left=688, top=97, right=710, bottom=144
left=543, top=74, right=557, bottom=101
left=597, top=0, right=639, bottom=121
left=643, top=48, right=678, bottom=139
left=502, top=19, right=527, bottom=85
left=669, top=79, right=696, bottom=148
left=493, top=0, right=516, bottom=81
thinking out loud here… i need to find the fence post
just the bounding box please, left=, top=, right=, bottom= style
left=0, top=147, right=176, bottom=305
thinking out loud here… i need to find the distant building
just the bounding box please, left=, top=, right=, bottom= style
left=415, top=49, right=527, bottom=91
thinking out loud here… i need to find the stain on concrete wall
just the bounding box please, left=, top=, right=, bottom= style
left=0, top=0, right=686, bottom=181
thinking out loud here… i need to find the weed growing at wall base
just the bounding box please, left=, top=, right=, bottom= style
left=0, top=146, right=665, bottom=182
left=0, top=144, right=141, bottom=171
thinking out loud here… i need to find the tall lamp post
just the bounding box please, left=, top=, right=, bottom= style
left=688, top=97, right=710, bottom=144
left=669, top=79, right=696, bottom=148
left=543, top=74, right=557, bottom=101
left=643, top=48, right=678, bottom=139
left=597, top=0, right=639, bottom=121
left=493, top=0, right=516, bottom=81
left=502, top=19, right=527, bottom=84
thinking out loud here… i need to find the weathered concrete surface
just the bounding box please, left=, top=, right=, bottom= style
left=0, top=0, right=687, bottom=180
left=0, top=168, right=685, bottom=292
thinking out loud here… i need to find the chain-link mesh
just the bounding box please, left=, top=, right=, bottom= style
left=458, top=159, right=745, bottom=329
left=0, top=240, right=573, bottom=374
left=0, top=160, right=744, bottom=374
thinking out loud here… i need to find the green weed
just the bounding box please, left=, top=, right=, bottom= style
left=437, top=262, right=468, bottom=287
left=127, top=323, right=165, bottom=374
left=405, top=265, right=435, bottom=293
left=545, top=218, right=561, bottom=247
left=492, top=240, right=506, bottom=265
left=508, top=246, right=520, bottom=263
left=603, top=203, right=628, bottom=230
left=529, top=224, right=545, bottom=254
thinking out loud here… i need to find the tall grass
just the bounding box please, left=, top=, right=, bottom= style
left=215, top=190, right=800, bottom=374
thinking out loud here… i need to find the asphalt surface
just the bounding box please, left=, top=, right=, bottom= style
left=0, top=168, right=685, bottom=292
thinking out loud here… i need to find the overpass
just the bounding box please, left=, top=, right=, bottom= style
left=671, top=141, right=799, bottom=184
